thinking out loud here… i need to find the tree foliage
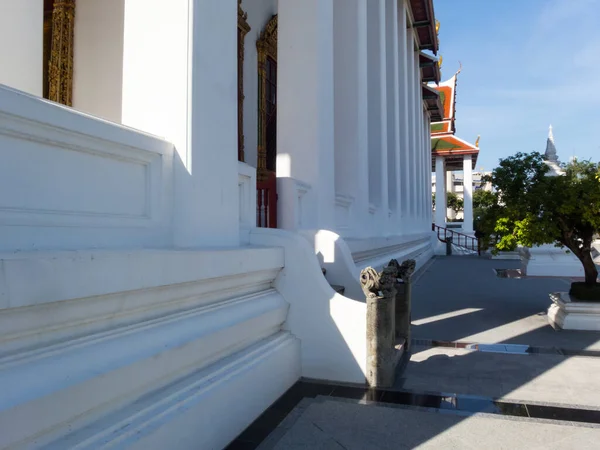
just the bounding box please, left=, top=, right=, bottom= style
left=446, top=192, right=464, bottom=215
left=473, top=189, right=501, bottom=249
left=484, top=152, right=600, bottom=286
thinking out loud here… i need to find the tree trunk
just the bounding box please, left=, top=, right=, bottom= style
left=580, top=251, right=598, bottom=286
left=564, top=234, right=598, bottom=286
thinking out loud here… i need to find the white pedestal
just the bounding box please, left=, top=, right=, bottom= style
left=520, top=245, right=584, bottom=277
left=548, top=292, right=600, bottom=331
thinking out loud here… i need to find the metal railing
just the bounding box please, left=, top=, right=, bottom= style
left=432, top=223, right=479, bottom=254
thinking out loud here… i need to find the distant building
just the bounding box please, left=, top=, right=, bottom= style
left=429, top=71, right=481, bottom=231
left=432, top=171, right=492, bottom=220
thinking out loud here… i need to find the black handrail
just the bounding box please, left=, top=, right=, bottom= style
left=432, top=223, right=480, bottom=255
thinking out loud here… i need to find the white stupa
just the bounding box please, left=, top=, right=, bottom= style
left=543, top=125, right=564, bottom=176
left=520, top=126, right=583, bottom=277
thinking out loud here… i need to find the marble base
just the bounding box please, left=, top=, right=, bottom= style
left=548, top=292, right=600, bottom=331
left=490, top=251, right=521, bottom=260
left=520, top=245, right=584, bottom=277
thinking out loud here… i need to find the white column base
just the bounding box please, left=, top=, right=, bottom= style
left=548, top=292, right=600, bottom=331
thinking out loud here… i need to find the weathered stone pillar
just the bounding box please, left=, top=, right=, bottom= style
left=389, top=258, right=416, bottom=351
left=361, top=264, right=398, bottom=387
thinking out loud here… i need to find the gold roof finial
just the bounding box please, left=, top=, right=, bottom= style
left=436, top=20, right=440, bottom=34
left=475, top=135, right=480, bottom=147
left=438, top=54, right=443, bottom=70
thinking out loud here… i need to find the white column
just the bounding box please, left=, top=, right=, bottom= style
left=434, top=156, right=446, bottom=227
left=333, top=0, right=368, bottom=237
left=414, top=50, right=422, bottom=229
left=424, top=110, right=431, bottom=226
left=122, top=0, right=239, bottom=247
left=278, top=0, right=335, bottom=230
left=397, top=2, right=411, bottom=232
left=405, top=30, right=416, bottom=228
left=386, top=0, right=401, bottom=232
left=73, top=0, right=125, bottom=123
left=366, top=0, right=388, bottom=233
left=0, top=0, right=43, bottom=96
left=463, top=154, right=474, bottom=233
left=425, top=115, right=432, bottom=225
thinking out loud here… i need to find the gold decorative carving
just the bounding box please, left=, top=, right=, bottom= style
left=43, top=10, right=53, bottom=99
left=48, top=0, right=76, bottom=106
left=238, top=0, right=251, bottom=162
left=256, top=15, right=277, bottom=181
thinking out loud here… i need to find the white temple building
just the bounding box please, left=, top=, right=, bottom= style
left=429, top=72, right=480, bottom=234
left=0, top=0, right=441, bottom=447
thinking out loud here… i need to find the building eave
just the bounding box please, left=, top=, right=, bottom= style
left=409, top=0, right=439, bottom=55
left=422, top=84, right=443, bottom=122
left=419, top=52, right=440, bottom=83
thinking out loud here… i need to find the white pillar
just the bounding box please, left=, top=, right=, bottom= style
left=397, top=2, right=411, bottom=231
left=424, top=111, right=431, bottom=226
left=73, top=0, right=125, bottom=123
left=366, top=0, right=388, bottom=233
left=463, top=154, right=474, bottom=233
left=406, top=30, right=416, bottom=228
left=425, top=115, right=432, bottom=225
left=0, top=0, right=43, bottom=96
left=435, top=156, right=446, bottom=227
left=414, top=51, right=422, bottom=229
left=386, top=0, right=401, bottom=232
left=333, top=0, right=368, bottom=237
left=278, top=0, right=335, bottom=230
left=121, top=0, right=239, bottom=247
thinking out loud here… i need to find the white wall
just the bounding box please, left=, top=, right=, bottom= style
left=0, top=0, right=43, bottom=96
left=73, top=0, right=125, bottom=123
left=242, top=0, right=278, bottom=168
left=0, top=85, right=173, bottom=251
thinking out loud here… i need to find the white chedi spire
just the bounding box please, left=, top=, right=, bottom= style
left=545, top=124, right=558, bottom=162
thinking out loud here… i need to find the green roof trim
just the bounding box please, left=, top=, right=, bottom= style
left=439, top=91, right=447, bottom=113
left=431, top=123, right=444, bottom=132
left=431, top=138, right=461, bottom=150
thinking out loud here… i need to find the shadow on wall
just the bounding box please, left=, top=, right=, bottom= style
left=249, top=227, right=368, bottom=384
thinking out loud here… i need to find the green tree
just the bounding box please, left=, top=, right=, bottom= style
left=487, top=152, right=600, bottom=288
left=447, top=192, right=464, bottom=217
left=473, top=189, right=500, bottom=250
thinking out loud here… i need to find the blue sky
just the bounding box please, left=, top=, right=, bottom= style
left=433, top=0, right=600, bottom=171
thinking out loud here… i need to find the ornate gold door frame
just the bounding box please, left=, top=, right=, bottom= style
left=238, top=0, right=251, bottom=162
left=256, top=14, right=277, bottom=181
left=43, top=0, right=76, bottom=106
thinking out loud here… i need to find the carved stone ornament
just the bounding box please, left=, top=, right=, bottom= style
left=48, top=0, right=76, bottom=106
left=360, top=266, right=398, bottom=300
left=237, top=0, right=251, bottom=162
left=256, top=14, right=278, bottom=181
left=388, top=259, right=416, bottom=283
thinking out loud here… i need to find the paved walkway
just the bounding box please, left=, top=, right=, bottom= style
left=400, top=255, right=600, bottom=409
left=259, top=398, right=600, bottom=450
left=411, top=256, right=600, bottom=351
left=234, top=255, right=600, bottom=449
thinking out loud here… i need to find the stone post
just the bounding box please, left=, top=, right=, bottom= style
left=361, top=264, right=398, bottom=387
left=389, top=258, right=416, bottom=351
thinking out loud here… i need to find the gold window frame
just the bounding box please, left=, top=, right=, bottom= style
left=238, top=0, right=251, bottom=162
left=256, top=14, right=277, bottom=181
left=48, top=0, right=76, bottom=106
